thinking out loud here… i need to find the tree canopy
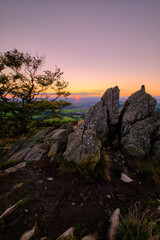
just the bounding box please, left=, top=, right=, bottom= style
left=0, top=49, right=71, bottom=136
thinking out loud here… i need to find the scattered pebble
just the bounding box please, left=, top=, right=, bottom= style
left=13, top=183, right=23, bottom=189
left=44, top=187, right=47, bottom=190
left=80, top=193, right=84, bottom=198
left=24, top=209, right=29, bottom=213
left=72, top=203, right=76, bottom=206
left=106, top=194, right=111, bottom=199
left=47, top=177, right=54, bottom=181
left=38, top=180, right=43, bottom=184
left=120, top=173, right=133, bottom=183
left=99, top=201, right=104, bottom=206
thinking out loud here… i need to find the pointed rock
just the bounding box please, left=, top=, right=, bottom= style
left=120, top=86, right=160, bottom=158
left=108, top=208, right=120, bottom=240
left=64, top=87, right=119, bottom=166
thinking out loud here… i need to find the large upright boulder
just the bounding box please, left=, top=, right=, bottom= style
left=120, top=86, right=160, bottom=158
left=63, top=86, right=119, bottom=166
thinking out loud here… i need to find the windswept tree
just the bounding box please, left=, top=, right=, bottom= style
left=0, top=49, right=71, bottom=136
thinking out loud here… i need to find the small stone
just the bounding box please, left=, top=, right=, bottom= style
left=38, top=180, right=43, bottom=184
left=120, top=173, right=133, bottom=183
left=106, top=194, right=111, bottom=199
left=80, top=193, right=84, bottom=198
left=24, top=209, right=29, bottom=213
left=40, top=237, right=48, bottom=240
left=80, top=203, right=84, bottom=207
left=99, top=201, right=104, bottom=206
left=47, top=177, right=53, bottom=181
left=72, top=203, right=76, bottom=206
left=44, top=187, right=47, bottom=190
left=13, top=183, right=23, bottom=189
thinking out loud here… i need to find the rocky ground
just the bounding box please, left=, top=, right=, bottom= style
left=1, top=86, right=160, bottom=239
left=0, top=146, right=159, bottom=240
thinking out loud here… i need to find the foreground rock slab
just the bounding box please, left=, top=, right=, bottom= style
left=56, top=227, right=75, bottom=240
left=19, top=224, right=36, bottom=240
left=4, top=162, right=26, bottom=175
left=6, top=126, right=73, bottom=163
left=0, top=199, right=23, bottom=220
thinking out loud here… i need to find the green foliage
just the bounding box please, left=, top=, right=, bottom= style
left=0, top=49, right=71, bottom=137
left=117, top=205, right=160, bottom=240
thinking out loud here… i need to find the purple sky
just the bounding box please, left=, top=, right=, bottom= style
left=1, top=0, right=160, bottom=96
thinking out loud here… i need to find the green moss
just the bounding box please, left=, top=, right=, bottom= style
left=26, top=161, right=34, bottom=166
left=15, top=195, right=30, bottom=214
left=34, top=138, right=44, bottom=144
left=0, top=159, right=20, bottom=170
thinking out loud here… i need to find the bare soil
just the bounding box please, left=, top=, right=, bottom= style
left=0, top=147, right=159, bottom=240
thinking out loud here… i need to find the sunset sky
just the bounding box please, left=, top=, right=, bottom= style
left=1, top=0, right=160, bottom=97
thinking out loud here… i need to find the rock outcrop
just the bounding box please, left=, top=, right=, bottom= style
left=6, top=125, right=73, bottom=163
left=63, top=86, right=119, bottom=166
left=5, top=85, right=160, bottom=164
left=120, top=85, right=160, bottom=158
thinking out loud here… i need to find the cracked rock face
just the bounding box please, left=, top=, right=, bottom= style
left=121, top=86, right=160, bottom=158
left=7, top=127, right=72, bottom=163
left=63, top=86, right=119, bottom=165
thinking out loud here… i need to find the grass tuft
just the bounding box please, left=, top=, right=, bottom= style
left=94, top=149, right=110, bottom=180
left=59, top=160, right=77, bottom=174
left=117, top=204, right=160, bottom=240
